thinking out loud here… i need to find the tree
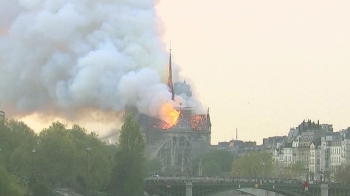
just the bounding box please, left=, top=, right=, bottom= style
left=231, top=151, right=273, bottom=179
left=32, top=182, right=50, bottom=196
left=203, top=160, right=221, bottom=177
left=0, top=119, right=36, bottom=169
left=192, top=150, right=234, bottom=177
left=271, top=159, right=281, bottom=178
left=147, top=159, right=162, bottom=176
left=0, top=162, right=24, bottom=196
left=7, top=121, right=112, bottom=195
left=290, top=162, right=303, bottom=179
left=109, top=115, right=146, bottom=196
left=35, top=122, right=112, bottom=193
left=334, top=165, right=350, bottom=184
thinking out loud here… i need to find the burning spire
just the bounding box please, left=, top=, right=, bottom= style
left=167, top=47, right=175, bottom=100
left=206, top=107, right=212, bottom=128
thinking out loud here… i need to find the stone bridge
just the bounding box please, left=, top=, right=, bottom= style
left=145, top=178, right=350, bottom=196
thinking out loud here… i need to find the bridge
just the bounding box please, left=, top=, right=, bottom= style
left=145, top=177, right=350, bottom=196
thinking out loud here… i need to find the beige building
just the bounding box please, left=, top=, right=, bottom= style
left=309, top=138, right=321, bottom=180
left=318, top=133, right=342, bottom=182
left=341, top=132, right=350, bottom=166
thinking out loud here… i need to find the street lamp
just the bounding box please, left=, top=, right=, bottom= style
left=31, top=149, right=36, bottom=186
left=238, top=167, right=241, bottom=182
left=0, top=111, right=4, bottom=127
left=86, top=147, right=91, bottom=196
left=254, top=167, right=257, bottom=183
left=262, top=162, right=265, bottom=180
left=0, top=148, right=3, bottom=195
left=0, top=111, right=4, bottom=121
left=185, top=168, right=189, bottom=181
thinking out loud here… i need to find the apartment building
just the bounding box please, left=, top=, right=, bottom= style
left=309, top=138, right=321, bottom=179
left=275, top=121, right=334, bottom=180
left=282, top=143, right=293, bottom=167
left=318, top=133, right=343, bottom=181
left=341, top=132, right=350, bottom=165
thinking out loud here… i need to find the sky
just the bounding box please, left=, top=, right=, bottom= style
left=156, top=0, right=350, bottom=144
left=3, top=0, right=350, bottom=145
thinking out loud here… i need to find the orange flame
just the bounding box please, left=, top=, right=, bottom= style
left=160, top=102, right=180, bottom=129
left=191, top=115, right=207, bottom=131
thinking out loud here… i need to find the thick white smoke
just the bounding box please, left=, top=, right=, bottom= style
left=0, top=0, right=203, bottom=125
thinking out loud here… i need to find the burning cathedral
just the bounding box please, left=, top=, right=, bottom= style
left=127, top=51, right=212, bottom=173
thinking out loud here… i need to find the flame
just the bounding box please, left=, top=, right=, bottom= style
left=160, top=102, right=180, bottom=129
left=191, top=115, right=207, bottom=131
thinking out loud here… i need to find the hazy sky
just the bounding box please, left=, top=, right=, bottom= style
left=156, top=0, right=350, bottom=144
left=7, top=1, right=350, bottom=145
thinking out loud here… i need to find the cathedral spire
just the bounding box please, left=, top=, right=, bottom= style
left=168, top=45, right=175, bottom=100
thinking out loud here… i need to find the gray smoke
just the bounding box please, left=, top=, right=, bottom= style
left=0, top=0, right=194, bottom=122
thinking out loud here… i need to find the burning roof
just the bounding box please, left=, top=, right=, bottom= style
left=149, top=107, right=210, bottom=132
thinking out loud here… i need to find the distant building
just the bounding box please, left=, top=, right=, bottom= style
left=281, top=142, right=293, bottom=167
left=275, top=120, right=334, bottom=180
left=236, top=145, right=261, bottom=157
left=342, top=132, right=350, bottom=166
left=263, top=136, right=287, bottom=163
left=217, top=142, right=229, bottom=148
left=229, top=140, right=243, bottom=147
left=232, top=141, right=261, bottom=157
left=263, top=136, right=287, bottom=150
left=319, top=133, right=343, bottom=181
left=287, top=128, right=299, bottom=141
left=211, top=139, right=261, bottom=159
left=243, top=141, right=257, bottom=148
left=309, top=138, right=321, bottom=180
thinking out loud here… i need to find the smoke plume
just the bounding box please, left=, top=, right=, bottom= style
left=0, top=0, right=202, bottom=125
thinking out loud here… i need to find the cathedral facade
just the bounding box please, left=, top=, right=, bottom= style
left=127, top=80, right=211, bottom=174
left=144, top=48, right=211, bottom=173
left=126, top=50, right=211, bottom=174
